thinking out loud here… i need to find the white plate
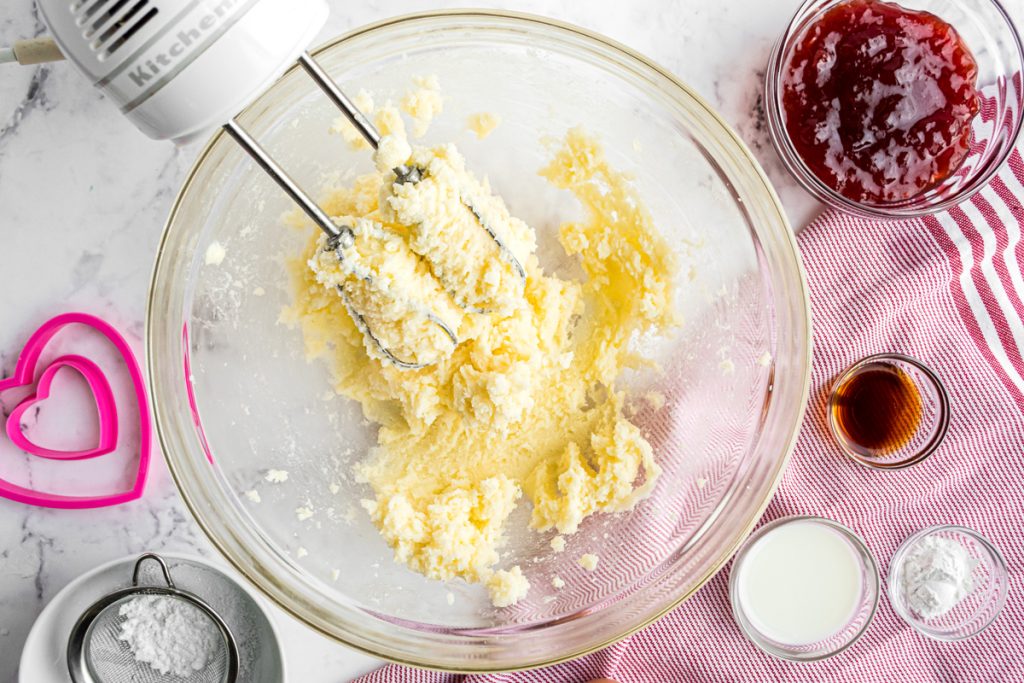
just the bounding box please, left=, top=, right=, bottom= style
left=20, top=552, right=285, bottom=682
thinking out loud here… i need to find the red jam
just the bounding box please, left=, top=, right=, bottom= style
left=781, top=0, right=980, bottom=204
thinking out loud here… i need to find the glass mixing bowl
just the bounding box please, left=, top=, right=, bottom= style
left=147, top=11, right=811, bottom=671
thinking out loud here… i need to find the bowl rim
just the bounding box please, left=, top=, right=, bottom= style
left=764, top=0, right=1024, bottom=219
left=886, top=523, right=1010, bottom=641
left=147, top=8, right=813, bottom=672
left=728, top=515, right=881, bottom=662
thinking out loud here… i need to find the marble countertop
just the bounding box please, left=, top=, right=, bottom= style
left=2, top=0, right=1020, bottom=680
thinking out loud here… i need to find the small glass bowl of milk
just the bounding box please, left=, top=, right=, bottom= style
left=729, top=516, right=880, bottom=661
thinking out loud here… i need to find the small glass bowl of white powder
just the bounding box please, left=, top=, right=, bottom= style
left=888, top=525, right=1008, bottom=641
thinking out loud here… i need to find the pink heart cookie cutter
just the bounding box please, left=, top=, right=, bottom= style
left=6, top=354, right=118, bottom=460
left=0, top=312, right=151, bottom=509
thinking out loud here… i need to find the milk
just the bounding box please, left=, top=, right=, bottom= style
left=736, top=520, right=863, bottom=645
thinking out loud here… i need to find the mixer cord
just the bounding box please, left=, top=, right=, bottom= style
left=0, top=37, right=64, bottom=66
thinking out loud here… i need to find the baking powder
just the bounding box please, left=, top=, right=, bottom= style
left=901, top=535, right=977, bottom=619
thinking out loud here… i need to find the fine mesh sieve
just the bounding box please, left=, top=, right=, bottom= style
left=68, top=553, right=239, bottom=683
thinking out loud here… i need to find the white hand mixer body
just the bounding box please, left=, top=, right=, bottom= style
left=29, top=0, right=524, bottom=368
left=38, top=0, right=329, bottom=143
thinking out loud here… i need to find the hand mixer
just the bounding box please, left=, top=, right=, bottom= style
left=9, top=0, right=526, bottom=369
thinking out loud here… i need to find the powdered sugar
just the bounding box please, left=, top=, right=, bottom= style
left=901, top=535, right=977, bottom=619
left=117, top=595, right=221, bottom=677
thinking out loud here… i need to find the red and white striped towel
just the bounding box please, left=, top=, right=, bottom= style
left=356, top=150, right=1024, bottom=683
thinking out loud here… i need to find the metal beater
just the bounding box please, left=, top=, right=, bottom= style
left=223, top=53, right=526, bottom=368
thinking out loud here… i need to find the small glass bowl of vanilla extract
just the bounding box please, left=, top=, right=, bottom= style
left=827, top=353, right=950, bottom=469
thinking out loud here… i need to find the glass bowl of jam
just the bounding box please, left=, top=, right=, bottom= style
left=766, top=0, right=1024, bottom=217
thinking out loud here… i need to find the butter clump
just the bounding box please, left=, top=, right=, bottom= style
left=487, top=566, right=530, bottom=608
left=286, top=97, right=676, bottom=607
left=467, top=112, right=501, bottom=139
left=401, top=75, right=444, bottom=138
